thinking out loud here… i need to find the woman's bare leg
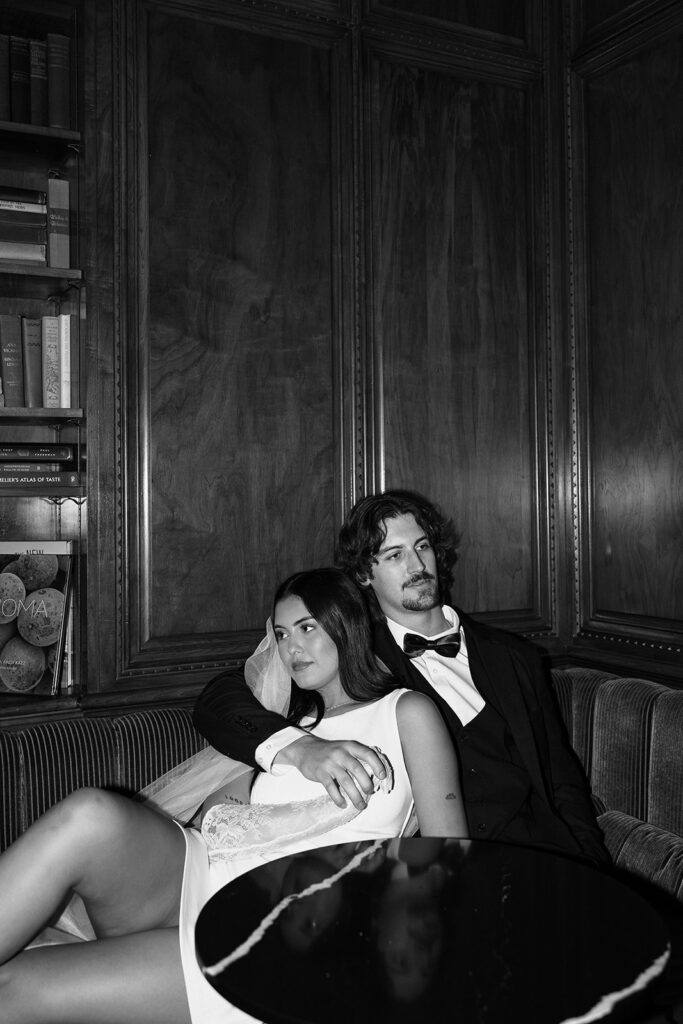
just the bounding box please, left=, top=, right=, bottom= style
left=0, top=787, right=187, bottom=961
left=0, top=928, right=191, bottom=1024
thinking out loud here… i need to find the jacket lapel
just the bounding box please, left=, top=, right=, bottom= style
left=458, top=611, right=548, bottom=798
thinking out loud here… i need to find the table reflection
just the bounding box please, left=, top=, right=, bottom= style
left=196, top=838, right=669, bottom=1024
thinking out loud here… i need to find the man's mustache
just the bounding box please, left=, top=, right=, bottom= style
left=404, top=571, right=436, bottom=588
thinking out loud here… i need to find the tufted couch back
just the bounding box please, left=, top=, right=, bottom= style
left=0, top=705, right=206, bottom=852
left=552, top=666, right=683, bottom=902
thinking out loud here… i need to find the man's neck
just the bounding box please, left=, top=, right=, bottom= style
left=384, top=605, right=451, bottom=637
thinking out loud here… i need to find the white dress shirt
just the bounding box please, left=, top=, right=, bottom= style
left=385, top=605, right=485, bottom=726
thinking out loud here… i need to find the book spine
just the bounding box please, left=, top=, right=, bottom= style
left=0, top=443, right=73, bottom=460
left=0, top=470, right=80, bottom=486
left=0, top=185, right=47, bottom=202
left=9, top=36, right=29, bottom=123
left=41, top=315, right=60, bottom=407
left=69, top=314, right=79, bottom=408
left=29, top=39, right=47, bottom=127
left=58, top=312, right=71, bottom=407
left=21, top=316, right=43, bottom=408
left=0, top=35, right=10, bottom=122
left=0, top=313, right=23, bottom=406
left=0, top=240, right=46, bottom=262
left=0, top=462, right=61, bottom=472
left=0, top=220, right=47, bottom=244
left=0, top=209, right=48, bottom=226
left=47, top=177, right=69, bottom=268
left=47, top=33, right=71, bottom=129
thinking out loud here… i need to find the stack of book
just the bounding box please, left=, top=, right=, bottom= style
left=0, top=311, right=78, bottom=409
left=0, top=178, right=70, bottom=268
left=0, top=442, right=79, bottom=490
left=0, top=33, right=72, bottom=129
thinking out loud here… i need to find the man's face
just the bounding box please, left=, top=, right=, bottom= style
left=361, top=513, right=440, bottom=620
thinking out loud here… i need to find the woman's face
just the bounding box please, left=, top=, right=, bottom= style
left=273, top=595, right=343, bottom=705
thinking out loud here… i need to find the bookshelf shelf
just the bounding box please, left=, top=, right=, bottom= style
left=0, top=485, right=84, bottom=497
left=0, top=119, right=80, bottom=143
left=0, top=407, right=83, bottom=423
left=0, top=263, right=82, bottom=279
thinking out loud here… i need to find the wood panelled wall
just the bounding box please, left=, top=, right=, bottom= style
left=81, top=0, right=681, bottom=699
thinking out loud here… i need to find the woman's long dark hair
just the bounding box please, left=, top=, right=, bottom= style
left=273, top=567, right=394, bottom=726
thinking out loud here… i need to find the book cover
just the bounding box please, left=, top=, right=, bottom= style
left=29, top=39, right=47, bottom=126
left=21, top=315, right=43, bottom=407
left=0, top=313, right=23, bottom=406
left=0, top=471, right=80, bottom=486
left=0, top=442, right=73, bottom=461
left=58, top=311, right=71, bottom=407
left=41, top=315, right=60, bottom=407
left=47, top=33, right=71, bottom=129
left=0, top=35, right=10, bottom=122
left=0, top=218, right=47, bottom=244
left=0, top=541, right=73, bottom=697
left=0, top=185, right=46, bottom=204
left=9, top=36, right=29, bottom=123
left=0, top=240, right=46, bottom=262
left=47, top=177, right=69, bottom=268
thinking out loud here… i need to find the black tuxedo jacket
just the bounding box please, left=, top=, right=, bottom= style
left=193, top=610, right=608, bottom=865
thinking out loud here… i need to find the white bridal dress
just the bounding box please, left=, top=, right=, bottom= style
left=180, top=688, right=415, bottom=1023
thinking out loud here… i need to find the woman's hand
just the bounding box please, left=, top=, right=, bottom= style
left=274, top=734, right=388, bottom=809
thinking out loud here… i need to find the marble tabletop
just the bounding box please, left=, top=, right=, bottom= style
left=196, top=837, right=670, bottom=1024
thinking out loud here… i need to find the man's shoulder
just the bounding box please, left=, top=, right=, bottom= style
left=457, top=608, right=542, bottom=661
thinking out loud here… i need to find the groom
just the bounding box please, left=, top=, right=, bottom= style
left=194, top=489, right=608, bottom=865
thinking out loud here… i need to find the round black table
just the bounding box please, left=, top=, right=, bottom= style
left=195, top=838, right=670, bottom=1024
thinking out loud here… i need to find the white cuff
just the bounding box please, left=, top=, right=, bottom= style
left=255, top=726, right=306, bottom=773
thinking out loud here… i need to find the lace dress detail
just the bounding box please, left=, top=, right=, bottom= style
left=202, top=748, right=394, bottom=862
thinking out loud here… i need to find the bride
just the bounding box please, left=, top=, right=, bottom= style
left=0, top=567, right=467, bottom=1023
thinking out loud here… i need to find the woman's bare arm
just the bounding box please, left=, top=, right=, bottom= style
left=396, top=691, right=468, bottom=837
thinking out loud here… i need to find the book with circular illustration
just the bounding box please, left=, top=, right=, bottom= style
left=0, top=541, right=73, bottom=697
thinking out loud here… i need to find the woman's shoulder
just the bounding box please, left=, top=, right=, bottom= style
left=395, top=689, right=441, bottom=720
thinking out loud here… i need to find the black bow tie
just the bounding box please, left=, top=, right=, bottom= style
left=403, top=631, right=461, bottom=659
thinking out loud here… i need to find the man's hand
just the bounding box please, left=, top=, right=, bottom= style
left=275, top=734, right=387, bottom=809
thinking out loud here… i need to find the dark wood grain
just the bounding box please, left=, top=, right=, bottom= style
left=583, top=37, right=683, bottom=625
left=370, top=0, right=526, bottom=39
left=371, top=56, right=538, bottom=615
left=143, top=12, right=336, bottom=640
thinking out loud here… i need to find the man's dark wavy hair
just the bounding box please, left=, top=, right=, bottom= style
left=273, top=567, right=392, bottom=726
left=335, top=490, right=459, bottom=603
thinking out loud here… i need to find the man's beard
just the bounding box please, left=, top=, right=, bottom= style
left=401, top=573, right=440, bottom=611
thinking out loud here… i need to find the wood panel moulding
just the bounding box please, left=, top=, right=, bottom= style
left=364, top=41, right=554, bottom=631
left=569, top=21, right=683, bottom=673
left=112, top=1, right=357, bottom=684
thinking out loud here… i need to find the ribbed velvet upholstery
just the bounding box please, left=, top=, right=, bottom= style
left=650, top=691, right=683, bottom=836
left=592, top=678, right=669, bottom=821
left=598, top=809, right=683, bottom=902
left=17, top=717, right=119, bottom=831
left=0, top=706, right=205, bottom=851
left=551, top=667, right=683, bottom=904
left=550, top=667, right=619, bottom=777
left=111, top=708, right=207, bottom=794
left=0, top=731, right=22, bottom=851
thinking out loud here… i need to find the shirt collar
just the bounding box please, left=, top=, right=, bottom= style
left=385, top=604, right=461, bottom=646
